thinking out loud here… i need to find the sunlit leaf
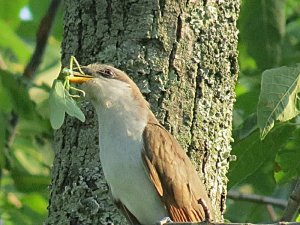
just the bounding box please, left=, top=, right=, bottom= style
left=6, top=134, right=51, bottom=193
left=17, top=0, right=63, bottom=41
left=0, top=0, right=28, bottom=28
left=0, top=19, right=31, bottom=63
left=257, top=64, right=300, bottom=139
left=11, top=173, right=50, bottom=192
left=0, top=189, right=47, bottom=225
left=12, top=137, right=49, bottom=175
left=21, top=193, right=48, bottom=214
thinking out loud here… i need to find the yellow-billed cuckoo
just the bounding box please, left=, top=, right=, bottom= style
left=69, top=63, right=215, bottom=225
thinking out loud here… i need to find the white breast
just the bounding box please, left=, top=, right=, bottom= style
left=91, top=84, right=168, bottom=224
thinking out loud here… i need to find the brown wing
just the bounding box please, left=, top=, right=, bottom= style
left=142, top=122, right=214, bottom=222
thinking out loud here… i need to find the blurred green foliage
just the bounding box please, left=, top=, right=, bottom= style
left=0, top=0, right=300, bottom=224
left=0, top=0, right=62, bottom=224
left=227, top=0, right=300, bottom=222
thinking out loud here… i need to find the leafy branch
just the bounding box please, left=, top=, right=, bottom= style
left=257, top=64, right=300, bottom=139
left=4, top=0, right=62, bottom=152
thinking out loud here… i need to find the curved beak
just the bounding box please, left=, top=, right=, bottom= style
left=68, top=71, right=93, bottom=84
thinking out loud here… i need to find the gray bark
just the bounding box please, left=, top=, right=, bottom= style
left=45, top=0, right=240, bottom=224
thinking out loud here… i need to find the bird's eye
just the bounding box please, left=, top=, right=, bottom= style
left=100, top=69, right=115, bottom=78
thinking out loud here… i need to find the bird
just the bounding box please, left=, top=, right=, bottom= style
left=68, top=63, right=215, bottom=225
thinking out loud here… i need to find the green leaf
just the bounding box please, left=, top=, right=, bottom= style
left=245, top=162, right=276, bottom=195
left=225, top=201, right=270, bottom=223
left=0, top=19, right=31, bottom=63
left=11, top=172, right=50, bottom=192
left=234, top=75, right=261, bottom=118
left=11, top=137, right=48, bottom=174
left=0, top=73, right=13, bottom=113
left=0, top=113, right=7, bottom=168
left=239, top=0, right=285, bottom=69
left=274, top=128, right=300, bottom=184
left=233, top=113, right=258, bottom=141
left=0, top=70, right=36, bottom=119
left=49, top=80, right=86, bottom=129
left=22, top=193, right=48, bottom=214
left=17, top=0, right=63, bottom=41
left=257, top=64, right=300, bottom=139
left=0, top=190, right=48, bottom=225
left=281, top=18, right=300, bottom=65
left=8, top=135, right=50, bottom=192
left=228, top=124, right=294, bottom=188
left=0, top=0, right=28, bottom=28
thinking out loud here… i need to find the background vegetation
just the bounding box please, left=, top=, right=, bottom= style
left=0, top=0, right=299, bottom=224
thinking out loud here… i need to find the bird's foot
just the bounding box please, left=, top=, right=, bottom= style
left=198, top=198, right=213, bottom=222
left=155, top=217, right=173, bottom=225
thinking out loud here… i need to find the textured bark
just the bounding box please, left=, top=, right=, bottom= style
left=45, top=0, right=240, bottom=224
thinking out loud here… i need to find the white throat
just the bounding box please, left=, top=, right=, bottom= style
left=85, top=78, right=148, bottom=139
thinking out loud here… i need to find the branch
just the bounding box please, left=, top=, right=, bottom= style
left=5, top=111, right=18, bottom=149
left=23, top=0, right=62, bottom=78
left=281, top=179, right=300, bottom=221
left=267, top=204, right=279, bottom=221
left=227, top=191, right=288, bottom=209
left=5, top=0, right=61, bottom=150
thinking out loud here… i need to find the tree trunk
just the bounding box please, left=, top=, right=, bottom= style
left=45, top=0, right=240, bottom=224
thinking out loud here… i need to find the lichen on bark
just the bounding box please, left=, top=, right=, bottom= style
left=46, top=0, right=240, bottom=224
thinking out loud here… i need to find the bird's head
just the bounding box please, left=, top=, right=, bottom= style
left=68, top=63, right=148, bottom=111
